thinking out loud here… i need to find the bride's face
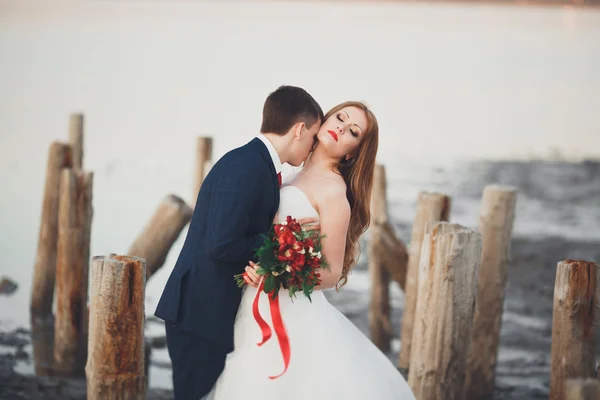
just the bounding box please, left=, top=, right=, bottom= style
left=316, top=106, right=368, bottom=159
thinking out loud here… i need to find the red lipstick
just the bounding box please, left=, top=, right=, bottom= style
left=328, top=130, right=338, bottom=142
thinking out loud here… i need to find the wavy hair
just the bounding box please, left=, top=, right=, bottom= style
left=324, top=101, right=379, bottom=290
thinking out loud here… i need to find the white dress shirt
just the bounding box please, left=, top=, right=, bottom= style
left=256, top=134, right=282, bottom=175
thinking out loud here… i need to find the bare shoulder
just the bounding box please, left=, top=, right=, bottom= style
left=312, top=174, right=350, bottom=214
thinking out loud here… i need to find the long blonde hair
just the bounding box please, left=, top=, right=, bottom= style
left=324, top=101, right=379, bottom=290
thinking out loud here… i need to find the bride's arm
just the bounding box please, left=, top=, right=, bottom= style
left=314, top=187, right=350, bottom=290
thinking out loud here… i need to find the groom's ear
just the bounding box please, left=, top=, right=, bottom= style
left=293, top=122, right=305, bottom=140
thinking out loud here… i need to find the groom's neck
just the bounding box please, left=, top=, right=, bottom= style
left=261, top=132, right=293, bottom=165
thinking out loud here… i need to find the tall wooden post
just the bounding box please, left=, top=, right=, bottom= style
left=54, top=169, right=93, bottom=377
left=550, top=260, right=600, bottom=400
left=30, top=315, right=55, bottom=377
left=86, top=255, right=147, bottom=400
left=31, top=142, right=72, bottom=317
left=69, top=113, right=84, bottom=170
left=398, top=192, right=450, bottom=375
left=193, top=137, right=213, bottom=207
left=408, top=222, right=482, bottom=400
left=127, top=194, right=193, bottom=280
left=368, top=164, right=392, bottom=351
left=466, top=185, right=517, bottom=399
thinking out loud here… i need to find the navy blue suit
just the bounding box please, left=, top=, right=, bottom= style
left=154, top=138, right=280, bottom=399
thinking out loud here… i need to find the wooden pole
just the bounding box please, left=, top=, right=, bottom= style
left=550, top=260, right=600, bottom=400
left=398, top=192, right=450, bottom=376
left=127, top=194, right=193, bottom=280
left=193, top=136, right=213, bottom=207
left=465, top=184, right=517, bottom=399
left=31, top=142, right=72, bottom=317
left=30, top=315, right=55, bottom=376
left=377, top=222, right=409, bottom=290
left=368, top=164, right=392, bottom=352
left=69, top=113, right=84, bottom=170
left=566, top=378, right=600, bottom=400
left=86, top=254, right=147, bottom=400
left=54, top=169, right=93, bottom=377
left=408, top=222, right=482, bottom=400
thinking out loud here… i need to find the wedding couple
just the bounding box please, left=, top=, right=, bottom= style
left=155, top=85, right=415, bottom=400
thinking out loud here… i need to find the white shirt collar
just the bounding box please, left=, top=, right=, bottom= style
left=256, top=134, right=282, bottom=174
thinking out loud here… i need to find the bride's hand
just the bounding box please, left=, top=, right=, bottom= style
left=298, top=217, right=320, bottom=233
left=244, top=261, right=261, bottom=288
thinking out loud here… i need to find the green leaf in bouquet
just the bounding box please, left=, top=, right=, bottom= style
left=255, top=267, right=267, bottom=276
left=319, top=258, right=331, bottom=273
left=302, top=281, right=313, bottom=303
left=271, top=284, right=281, bottom=299
left=264, top=274, right=275, bottom=294
left=288, top=285, right=298, bottom=299
left=258, top=242, right=278, bottom=268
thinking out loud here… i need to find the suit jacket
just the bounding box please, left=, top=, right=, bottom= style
left=154, top=138, right=280, bottom=352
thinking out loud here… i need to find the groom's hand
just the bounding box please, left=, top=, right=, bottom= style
left=298, top=217, right=320, bottom=233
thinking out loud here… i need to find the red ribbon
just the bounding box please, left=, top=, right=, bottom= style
left=253, top=279, right=272, bottom=345
left=252, top=279, right=291, bottom=379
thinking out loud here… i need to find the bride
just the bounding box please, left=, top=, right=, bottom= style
left=204, top=101, right=415, bottom=399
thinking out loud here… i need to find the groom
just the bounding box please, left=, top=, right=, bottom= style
left=154, top=85, right=323, bottom=399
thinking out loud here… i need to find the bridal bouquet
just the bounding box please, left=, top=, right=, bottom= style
left=235, top=215, right=330, bottom=301
left=233, top=216, right=329, bottom=380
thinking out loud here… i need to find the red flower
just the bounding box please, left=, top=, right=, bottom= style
left=277, top=228, right=296, bottom=248
left=302, top=238, right=314, bottom=249
left=291, top=241, right=304, bottom=253
left=290, top=253, right=305, bottom=270
left=278, top=248, right=294, bottom=262
left=285, top=216, right=301, bottom=233
left=273, top=223, right=285, bottom=235
left=306, top=256, right=320, bottom=267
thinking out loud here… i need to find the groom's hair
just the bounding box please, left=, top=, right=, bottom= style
left=260, top=85, right=323, bottom=135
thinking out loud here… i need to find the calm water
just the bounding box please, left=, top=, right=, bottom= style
left=1, top=1, right=599, bottom=394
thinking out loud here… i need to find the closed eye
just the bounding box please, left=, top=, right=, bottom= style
left=337, top=111, right=360, bottom=137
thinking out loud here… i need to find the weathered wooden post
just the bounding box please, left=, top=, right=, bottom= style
left=377, top=222, right=409, bottom=290
left=398, top=192, right=450, bottom=375
left=30, top=315, right=55, bottom=376
left=31, top=142, right=72, bottom=317
left=550, top=260, right=600, bottom=400
left=127, top=194, right=193, bottom=280
left=69, top=113, right=84, bottom=170
left=408, top=222, right=482, bottom=400
left=54, top=169, right=93, bottom=377
left=193, top=136, right=213, bottom=207
left=566, top=378, right=600, bottom=400
left=466, top=184, right=517, bottom=399
left=86, top=254, right=147, bottom=400
left=368, top=164, right=392, bottom=351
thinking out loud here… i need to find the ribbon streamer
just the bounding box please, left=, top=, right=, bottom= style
left=251, top=277, right=291, bottom=379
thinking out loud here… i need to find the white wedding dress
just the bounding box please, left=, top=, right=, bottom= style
left=204, top=185, right=415, bottom=400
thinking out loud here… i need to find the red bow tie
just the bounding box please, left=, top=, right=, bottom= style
left=277, top=172, right=282, bottom=188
